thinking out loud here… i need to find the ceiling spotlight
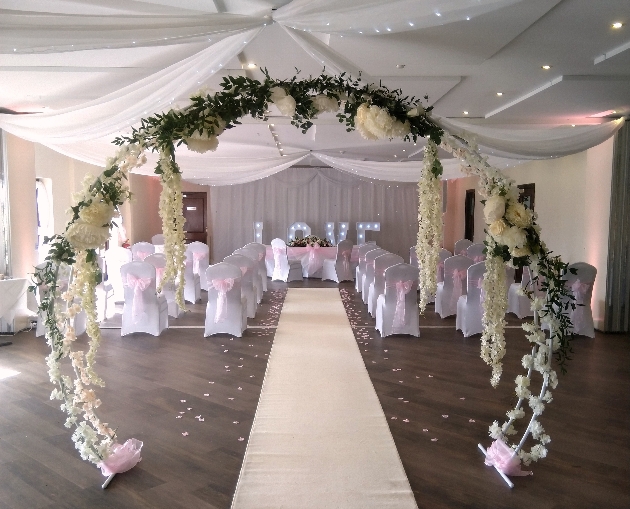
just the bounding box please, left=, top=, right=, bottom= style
left=463, top=111, right=469, bottom=115
left=541, top=65, right=552, bottom=70
left=247, top=63, right=257, bottom=69
left=612, top=22, right=623, bottom=29
left=396, top=64, right=406, bottom=69
left=496, top=92, right=503, bottom=96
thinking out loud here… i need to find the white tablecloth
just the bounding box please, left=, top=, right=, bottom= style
left=265, top=245, right=359, bottom=278
left=0, top=279, right=33, bottom=333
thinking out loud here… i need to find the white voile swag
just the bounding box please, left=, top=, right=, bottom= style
left=0, top=28, right=263, bottom=144
left=273, top=0, right=521, bottom=35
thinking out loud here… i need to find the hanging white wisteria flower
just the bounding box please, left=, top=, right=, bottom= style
left=415, top=140, right=443, bottom=313
left=355, top=103, right=411, bottom=140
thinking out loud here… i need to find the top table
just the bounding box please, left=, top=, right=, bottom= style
left=265, top=245, right=359, bottom=278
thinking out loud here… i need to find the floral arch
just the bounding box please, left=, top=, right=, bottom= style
left=34, top=71, right=576, bottom=484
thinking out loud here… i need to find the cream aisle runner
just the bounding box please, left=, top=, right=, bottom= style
left=231, top=288, right=418, bottom=509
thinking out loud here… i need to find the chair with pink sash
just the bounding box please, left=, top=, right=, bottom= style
left=466, top=243, right=486, bottom=263
left=104, top=246, right=132, bottom=302
left=454, top=239, right=473, bottom=257
left=355, top=243, right=379, bottom=293
left=321, top=239, right=354, bottom=283
left=435, top=255, right=473, bottom=318
left=368, top=253, right=404, bottom=317
left=120, top=261, right=168, bottom=336
left=505, top=265, right=516, bottom=292
left=151, top=234, right=165, bottom=254
left=186, top=242, right=210, bottom=291
left=181, top=250, right=201, bottom=304
left=362, top=248, right=388, bottom=304
left=131, top=242, right=155, bottom=262
left=204, top=263, right=247, bottom=337
left=409, top=246, right=419, bottom=268
left=144, top=253, right=182, bottom=318
left=234, top=246, right=264, bottom=304
left=224, top=254, right=258, bottom=318
left=437, top=248, right=452, bottom=284
left=270, top=238, right=302, bottom=283
left=456, top=261, right=486, bottom=337
left=563, top=262, right=597, bottom=338
left=375, top=263, right=420, bottom=338
left=245, top=242, right=268, bottom=292
left=507, top=266, right=534, bottom=319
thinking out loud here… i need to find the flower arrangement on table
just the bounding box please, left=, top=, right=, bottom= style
left=287, top=235, right=333, bottom=248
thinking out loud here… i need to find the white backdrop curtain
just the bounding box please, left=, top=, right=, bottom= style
left=209, top=166, right=419, bottom=263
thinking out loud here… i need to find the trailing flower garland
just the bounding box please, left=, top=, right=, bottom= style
left=415, top=140, right=443, bottom=312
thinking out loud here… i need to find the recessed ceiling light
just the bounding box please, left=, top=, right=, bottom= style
left=496, top=92, right=503, bottom=96
left=396, top=64, right=406, bottom=69
left=463, top=111, right=469, bottom=115
left=542, top=65, right=552, bottom=70
left=571, top=124, right=576, bottom=127
left=247, top=63, right=257, bottom=69
left=612, top=22, right=623, bottom=29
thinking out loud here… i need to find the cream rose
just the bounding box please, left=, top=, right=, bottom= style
left=78, top=201, right=116, bottom=227
left=185, top=130, right=220, bottom=153
left=407, top=105, right=425, bottom=117
left=355, top=103, right=410, bottom=140
left=511, top=246, right=531, bottom=258
left=66, top=222, right=110, bottom=251
left=484, top=195, right=506, bottom=224
left=312, top=94, right=339, bottom=114
left=488, top=219, right=508, bottom=239
left=499, top=226, right=527, bottom=250
left=270, top=86, right=296, bottom=117
left=505, top=202, right=532, bottom=228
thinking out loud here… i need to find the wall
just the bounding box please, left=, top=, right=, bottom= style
left=6, top=134, right=37, bottom=278
left=443, top=138, right=614, bottom=330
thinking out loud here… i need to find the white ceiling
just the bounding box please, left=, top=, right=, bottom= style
left=0, top=0, right=628, bottom=164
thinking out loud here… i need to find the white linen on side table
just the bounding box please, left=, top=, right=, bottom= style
left=231, top=288, right=417, bottom=509
left=0, top=279, right=33, bottom=332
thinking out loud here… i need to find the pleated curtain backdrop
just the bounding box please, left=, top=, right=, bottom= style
left=210, top=166, right=419, bottom=263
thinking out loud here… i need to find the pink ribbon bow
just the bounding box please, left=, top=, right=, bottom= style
left=306, top=243, right=321, bottom=272
left=571, top=279, right=589, bottom=331
left=392, top=280, right=414, bottom=329
left=155, top=267, right=165, bottom=288
left=192, top=252, right=207, bottom=275
left=484, top=439, right=532, bottom=477
left=135, top=250, right=151, bottom=261
left=124, top=274, right=152, bottom=323
left=212, top=278, right=234, bottom=323
left=459, top=249, right=468, bottom=256
left=97, top=438, right=143, bottom=477
left=473, top=255, right=485, bottom=263
left=451, top=268, right=467, bottom=307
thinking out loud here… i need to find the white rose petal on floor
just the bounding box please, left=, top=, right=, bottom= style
left=231, top=288, right=417, bottom=509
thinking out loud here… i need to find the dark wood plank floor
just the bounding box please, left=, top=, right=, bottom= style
left=0, top=280, right=628, bottom=509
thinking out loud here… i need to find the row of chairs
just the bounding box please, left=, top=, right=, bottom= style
left=355, top=244, right=420, bottom=337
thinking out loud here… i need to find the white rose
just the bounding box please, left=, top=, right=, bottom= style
left=66, top=222, right=110, bottom=251
left=185, top=130, right=220, bottom=153
left=270, top=86, right=287, bottom=103
left=511, top=246, right=531, bottom=258
left=270, top=87, right=296, bottom=117
left=78, top=201, right=116, bottom=227
left=488, top=219, right=508, bottom=239
left=505, top=202, right=532, bottom=228
left=407, top=105, right=425, bottom=117
left=499, top=226, right=527, bottom=250
left=355, top=103, right=410, bottom=140
left=484, top=195, right=506, bottom=224
left=312, top=94, right=339, bottom=114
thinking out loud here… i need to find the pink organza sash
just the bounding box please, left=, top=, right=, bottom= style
left=155, top=267, right=165, bottom=288
left=437, top=261, right=445, bottom=283
left=124, top=274, right=152, bottom=323
left=459, top=249, right=468, bottom=256
left=135, top=250, right=151, bottom=261
left=484, top=439, right=532, bottom=477
left=477, top=277, right=485, bottom=304
left=192, top=252, right=207, bottom=275
left=212, top=278, right=234, bottom=323
left=97, top=438, right=143, bottom=477
left=473, top=255, right=485, bottom=263
left=391, top=280, right=414, bottom=329
left=306, top=243, right=321, bottom=273
left=341, top=250, right=351, bottom=274
left=451, top=268, right=466, bottom=307
left=272, top=247, right=284, bottom=278
left=571, top=279, right=589, bottom=331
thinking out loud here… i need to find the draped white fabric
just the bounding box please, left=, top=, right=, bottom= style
left=273, top=0, right=521, bottom=35
left=210, top=166, right=418, bottom=263
left=436, top=117, right=626, bottom=159
left=0, top=28, right=263, bottom=143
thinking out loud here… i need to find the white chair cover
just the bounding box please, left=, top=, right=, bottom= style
left=409, top=246, right=419, bottom=267
left=454, top=239, right=473, bottom=257
left=204, top=263, right=247, bottom=337
left=368, top=253, right=404, bottom=316
left=435, top=255, right=473, bottom=318
left=270, top=238, right=303, bottom=283
left=245, top=242, right=268, bottom=292
left=437, top=248, right=452, bottom=284
left=507, top=266, right=533, bottom=319
left=234, top=246, right=264, bottom=304
left=376, top=263, right=420, bottom=338
left=182, top=250, right=202, bottom=304
left=355, top=243, right=379, bottom=292
left=104, top=246, right=132, bottom=302
left=224, top=253, right=258, bottom=318
left=120, top=261, right=168, bottom=336
left=144, top=253, right=182, bottom=318
left=505, top=266, right=516, bottom=292
left=362, top=249, right=388, bottom=303
left=564, top=262, right=597, bottom=337
left=186, top=241, right=210, bottom=291
left=456, top=261, right=486, bottom=337
left=131, top=242, right=155, bottom=261
left=321, top=239, right=354, bottom=283
left=151, top=234, right=165, bottom=254
left=466, top=243, right=486, bottom=263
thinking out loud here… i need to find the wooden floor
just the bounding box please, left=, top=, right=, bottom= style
left=0, top=280, right=628, bottom=509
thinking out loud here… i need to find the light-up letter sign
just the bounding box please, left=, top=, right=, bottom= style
left=356, top=222, right=380, bottom=245
left=325, top=222, right=336, bottom=245
left=253, top=222, right=263, bottom=243
left=337, top=222, right=349, bottom=243
left=287, top=222, right=312, bottom=242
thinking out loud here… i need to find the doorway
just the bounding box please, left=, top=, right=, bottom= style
left=464, top=189, right=475, bottom=242
left=182, top=192, right=207, bottom=244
